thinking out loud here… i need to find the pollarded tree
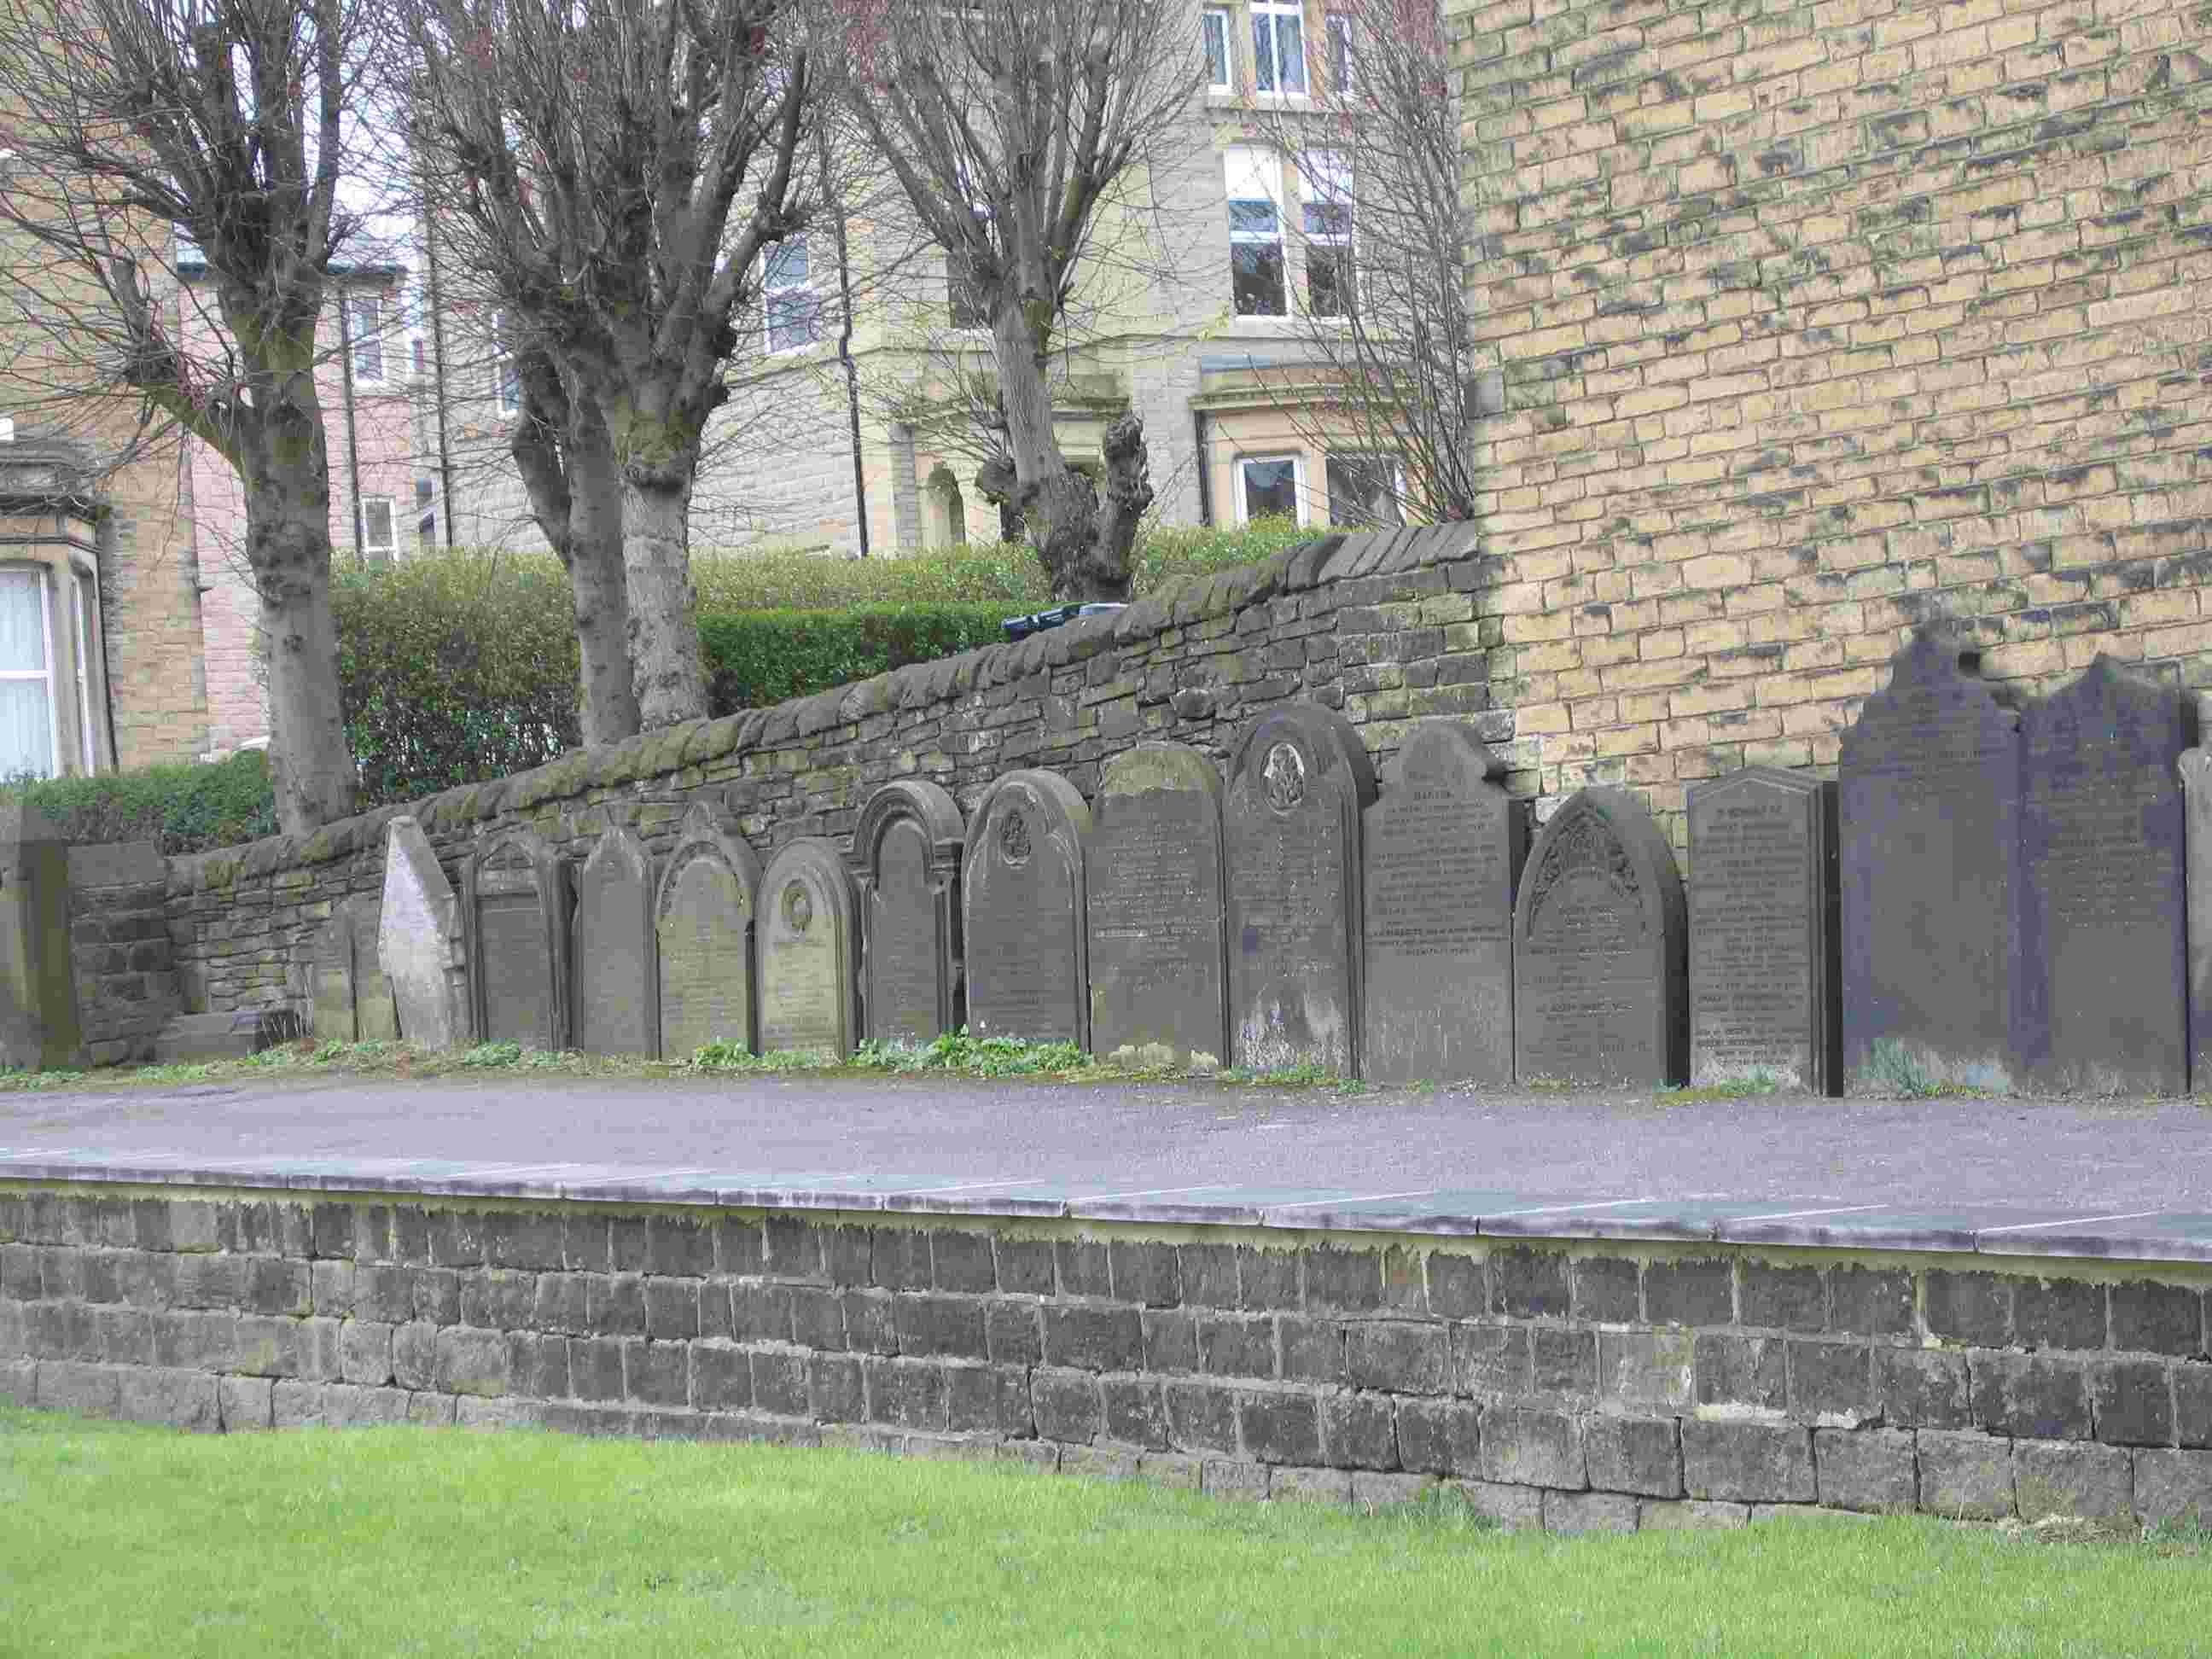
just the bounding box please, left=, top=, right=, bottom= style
left=406, top=0, right=831, bottom=730
left=0, top=0, right=387, bottom=830
left=838, top=0, right=1206, bottom=601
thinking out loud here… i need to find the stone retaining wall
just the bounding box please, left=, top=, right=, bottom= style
left=7, top=1181, right=2212, bottom=1532
left=67, top=843, right=179, bottom=1068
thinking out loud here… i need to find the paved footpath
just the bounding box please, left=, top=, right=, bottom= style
left=3, top=1073, right=2211, bottom=1260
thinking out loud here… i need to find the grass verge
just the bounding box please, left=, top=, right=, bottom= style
left=3, top=1407, right=2209, bottom=1656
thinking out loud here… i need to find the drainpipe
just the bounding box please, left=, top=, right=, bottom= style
left=821, top=131, right=869, bottom=557
left=421, top=217, right=458, bottom=548
left=335, top=286, right=364, bottom=564
left=1193, top=409, right=1212, bottom=527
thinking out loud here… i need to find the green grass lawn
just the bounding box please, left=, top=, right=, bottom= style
left=3, top=1409, right=2208, bottom=1656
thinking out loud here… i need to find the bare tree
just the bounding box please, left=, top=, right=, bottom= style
left=0, top=0, right=387, bottom=830
left=839, top=0, right=1203, bottom=600
left=1242, top=0, right=1479, bottom=525
left=406, top=0, right=830, bottom=729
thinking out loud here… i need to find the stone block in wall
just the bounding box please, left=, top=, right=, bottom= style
left=1681, top=1421, right=1813, bottom=1505
left=2013, top=1440, right=2134, bottom=1528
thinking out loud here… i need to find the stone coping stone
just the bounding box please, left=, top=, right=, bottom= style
left=4, top=1144, right=2212, bottom=1265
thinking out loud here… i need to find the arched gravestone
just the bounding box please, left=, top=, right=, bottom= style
left=654, top=805, right=761, bottom=1060
left=1085, top=743, right=1228, bottom=1068
left=1688, top=767, right=1839, bottom=1093
left=756, top=838, right=860, bottom=1057
left=572, top=824, right=656, bottom=1056
left=1225, top=704, right=1376, bottom=1075
left=380, top=815, right=469, bottom=1050
left=1839, top=630, right=2023, bottom=1093
left=853, top=780, right=965, bottom=1046
left=465, top=829, right=570, bottom=1051
left=963, top=769, right=1091, bottom=1045
left=2017, top=655, right=2187, bottom=1095
left=1360, top=723, right=1524, bottom=1086
left=298, top=894, right=398, bottom=1045
left=1513, top=787, right=1686, bottom=1087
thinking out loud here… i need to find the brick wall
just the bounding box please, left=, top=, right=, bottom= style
left=1450, top=0, right=2212, bottom=847
left=8, top=1179, right=2212, bottom=1529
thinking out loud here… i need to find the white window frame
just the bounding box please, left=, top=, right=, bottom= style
left=1201, top=6, right=1233, bottom=92
left=70, top=568, right=95, bottom=773
left=1300, top=149, right=1354, bottom=318
left=0, top=566, right=59, bottom=778
left=764, top=236, right=818, bottom=354
left=347, top=292, right=384, bottom=383
left=363, top=496, right=397, bottom=557
left=1237, top=452, right=1307, bottom=526
left=492, top=311, right=520, bottom=417
left=1252, top=0, right=1308, bottom=96
left=1225, top=148, right=1289, bottom=318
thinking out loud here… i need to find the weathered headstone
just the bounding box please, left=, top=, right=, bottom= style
left=350, top=892, right=399, bottom=1041
left=654, top=805, right=760, bottom=1060
left=0, top=802, right=79, bottom=1069
left=1085, top=743, right=1228, bottom=1068
left=964, top=769, right=1091, bottom=1046
left=378, top=815, right=469, bottom=1049
left=853, top=780, right=964, bottom=1046
left=572, top=825, right=656, bottom=1057
left=1224, top=704, right=1376, bottom=1075
left=297, top=894, right=397, bottom=1045
left=1360, top=722, right=1523, bottom=1086
left=756, top=838, right=859, bottom=1057
left=465, top=829, right=569, bottom=1051
left=1839, top=630, right=2022, bottom=1094
left=1687, top=767, right=1839, bottom=1093
left=2017, top=655, right=2188, bottom=1094
left=2182, top=738, right=2212, bottom=1094
left=1513, top=787, right=1686, bottom=1087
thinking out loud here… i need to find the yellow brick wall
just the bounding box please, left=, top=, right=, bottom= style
left=1449, top=0, right=2212, bottom=848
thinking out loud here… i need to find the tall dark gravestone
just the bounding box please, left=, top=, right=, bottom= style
left=756, top=839, right=859, bottom=1057
left=1225, top=704, right=1376, bottom=1075
left=465, top=830, right=569, bottom=1050
left=2017, top=655, right=2188, bottom=1094
left=1839, top=631, right=2022, bottom=1093
left=853, top=780, right=965, bottom=1045
left=1513, top=787, right=1686, bottom=1086
left=2181, top=742, right=2212, bottom=1094
left=963, top=769, right=1091, bottom=1045
left=572, top=825, right=656, bottom=1057
left=654, top=805, right=760, bottom=1060
left=1085, top=744, right=1228, bottom=1068
left=1687, top=767, right=1839, bottom=1093
left=1360, top=722, right=1523, bottom=1085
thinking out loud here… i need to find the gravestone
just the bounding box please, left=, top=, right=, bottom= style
left=297, top=894, right=398, bottom=1045
left=1687, top=767, right=1839, bottom=1093
left=853, top=780, right=964, bottom=1045
left=963, top=769, right=1091, bottom=1045
left=1512, top=787, right=1686, bottom=1087
left=572, top=825, right=656, bottom=1057
left=654, top=805, right=760, bottom=1060
left=2017, top=655, right=2188, bottom=1094
left=756, top=838, right=859, bottom=1057
left=1360, top=723, right=1524, bottom=1086
left=465, top=829, right=569, bottom=1051
left=378, top=815, right=469, bottom=1049
left=1838, top=630, right=2022, bottom=1094
left=1085, top=743, right=1228, bottom=1068
left=2182, top=741, right=2212, bottom=1094
left=1224, top=704, right=1376, bottom=1075
left=0, top=802, right=79, bottom=1069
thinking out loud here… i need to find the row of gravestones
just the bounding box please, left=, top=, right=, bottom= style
left=302, top=627, right=2205, bottom=1094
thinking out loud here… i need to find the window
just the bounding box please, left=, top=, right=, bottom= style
left=363, top=497, right=396, bottom=558
left=0, top=568, right=57, bottom=777
left=1323, top=11, right=1353, bottom=94
left=71, top=572, right=94, bottom=773
left=1327, top=453, right=1403, bottom=527
left=492, top=311, right=520, bottom=417
left=1238, top=454, right=1304, bottom=524
left=347, top=293, right=383, bottom=383
left=765, top=236, right=820, bottom=352
left=1201, top=6, right=1231, bottom=91
left=1301, top=150, right=1354, bottom=317
left=1252, top=0, right=1307, bottom=95
left=1225, top=148, right=1286, bottom=317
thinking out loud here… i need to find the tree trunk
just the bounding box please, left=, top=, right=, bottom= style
left=621, top=467, right=707, bottom=728
left=564, top=423, right=639, bottom=748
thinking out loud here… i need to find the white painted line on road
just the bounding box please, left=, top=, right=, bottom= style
left=1733, top=1203, right=1892, bottom=1223
left=1269, top=1190, right=1436, bottom=1210
left=1977, top=1209, right=2164, bottom=1235
left=1488, top=1197, right=1659, bottom=1217
left=1076, top=1184, right=1231, bottom=1202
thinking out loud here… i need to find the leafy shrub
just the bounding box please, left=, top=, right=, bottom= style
left=0, top=748, right=276, bottom=853
left=699, top=602, right=1012, bottom=712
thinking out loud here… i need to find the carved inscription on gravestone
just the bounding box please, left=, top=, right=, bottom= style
left=1225, top=705, right=1376, bottom=1075
left=655, top=806, right=760, bottom=1059
left=1360, top=723, right=1523, bottom=1086
left=854, top=781, right=964, bottom=1046
left=2017, top=655, right=2187, bottom=1094
left=573, top=826, right=655, bottom=1057
left=469, top=830, right=568, bottom=1051
left=965, top=770, right=1090, bottom=1045
left=1839, top=630, right=2022, bottom=1092
left=1086, top=744, right=1227, bottom=1068
left=757, top=839, right=859, bottom=1057
left=1513, top=787, right=1686, bottom=1087
left=1688, top=767, right=1839, bottom=1092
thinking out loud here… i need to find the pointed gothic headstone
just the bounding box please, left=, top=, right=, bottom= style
left=378, top=815, right=469, bottom=1049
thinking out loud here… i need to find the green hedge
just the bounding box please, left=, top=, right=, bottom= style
left=0, top=748, right=276, bottom=854
left=701, top=602, right=1014, bottom=713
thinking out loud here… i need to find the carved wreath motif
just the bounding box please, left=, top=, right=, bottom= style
left=998, top=806, right=1033, bottom=866
left=1261, top=742, right=1307, bottom=813
left=783, top=880, right=813, bottom=934
left=1525, top=810, right=1643, bottom=932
